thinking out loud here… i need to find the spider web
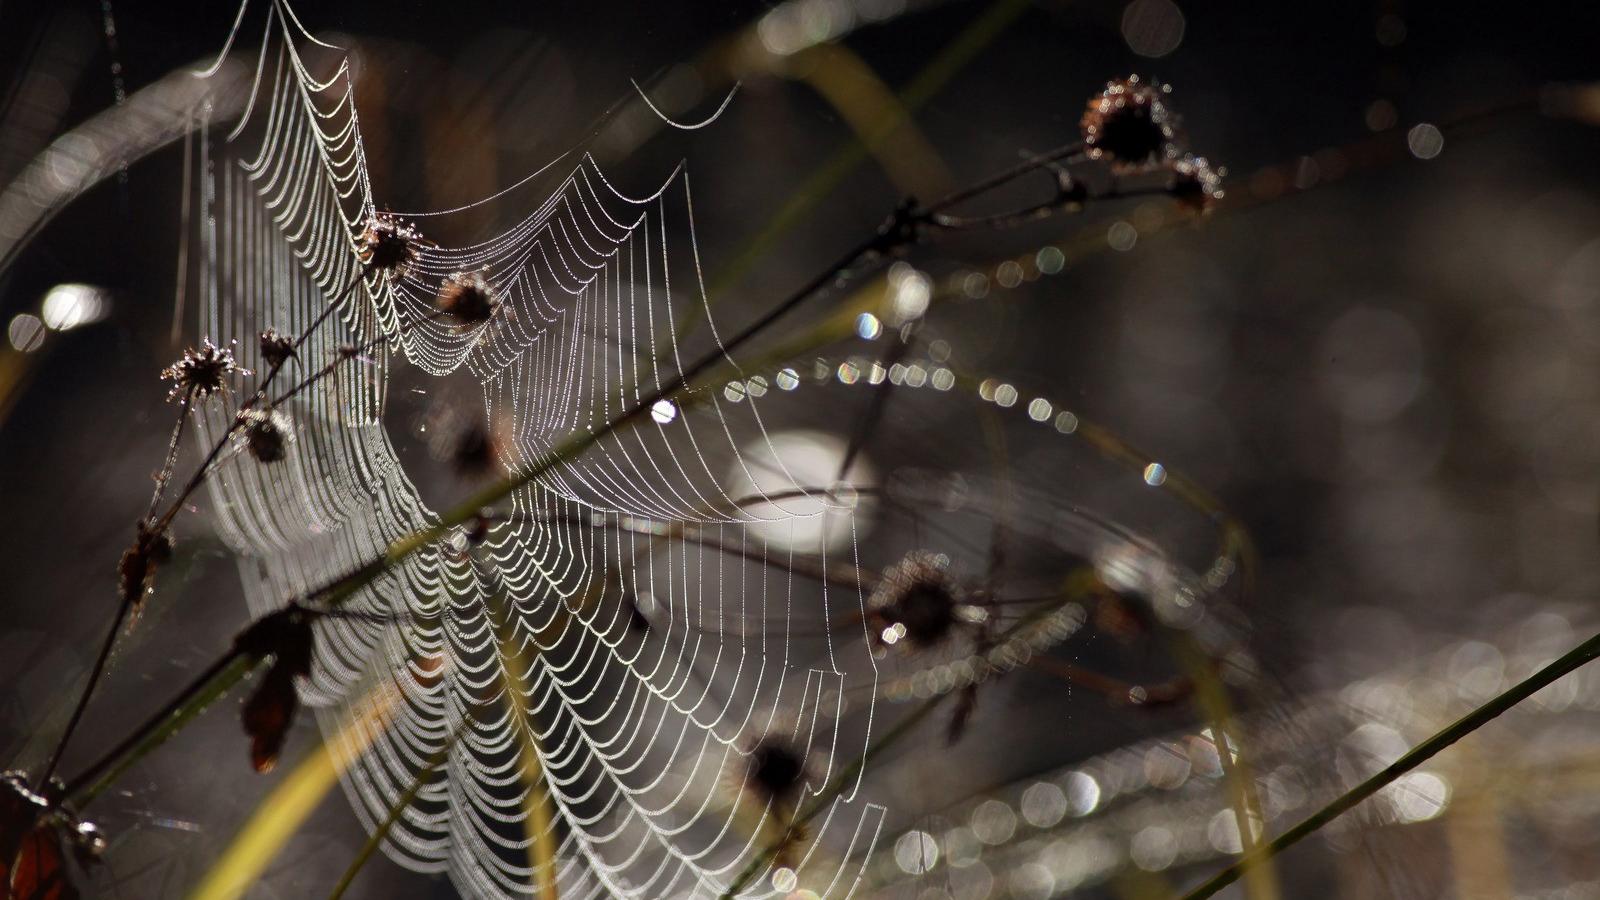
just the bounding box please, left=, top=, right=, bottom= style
left=185, top=3, right=885, bottom=897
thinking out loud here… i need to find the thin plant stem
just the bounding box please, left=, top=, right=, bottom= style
left=719, top=692, right=949, bottom=899
left=36, top=397, right=192, bottom=791
left=326, top=728, right=464, bottom=900
left=144, top=396, right=194, bottom=519
left=64, top=651, right=257, bottom=804
left=268, top=306, right=452, bottom=408
left=920, top=140, right=1084, bottom=214
left=1178, top=628, right=1600, bottom=900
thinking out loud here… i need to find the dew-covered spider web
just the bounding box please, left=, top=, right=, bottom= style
left=175, top=3, right=1250, bottom=898
left=187, top=3, right=887, bottom=897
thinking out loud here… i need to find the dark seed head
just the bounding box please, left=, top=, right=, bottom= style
left=242, top=408, right=292, bottom=463
left=452, top=423, right=499, bottom=477
left=1080, top=76, right=1179, bottom=166
left=464, top=511, right=492, bottom=545
left=868, top=551, right=964, bottom=650
left=437, top=271, right=498, bottom=325
left=241, top=666, right=298, bottom=773
left=746, top=739, right=806, bottom=807
left=359, top=213, right=426, bottom=281
left=233, top=604, right=316, bottom=677
left=259, top=328, right=296, bottom=369
left=118, top=522, right=173, bottom=613
left=161, top=338, right=248, bottom=404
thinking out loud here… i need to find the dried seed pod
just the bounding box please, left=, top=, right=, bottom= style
left=1169, top=154, right=1225, bottom=213
left=436, top=271, right=497, bottom=325
left=234, top=605, right=316, bottom=773
left=745, top=739, right=807, bottom=810
left=452, top=423, right=500, bottom=477
left=259, top=328, right=295, bottom=369
left=160, top=338, right=248, bottom=403
left=737, top=736, right=813, bottom=867
left=117, top=522, right=172, bottom=618
left=240, top=408, right=293, bottom=464
left=240, top=667, right=298, bottom=773
left=358, top=212, right=426, bottom=282
left=867, top=551, right=967, bottom=651
left=1080, top=75, right=1179, bottom=166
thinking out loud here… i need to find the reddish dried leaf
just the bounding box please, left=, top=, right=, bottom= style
left=241, top=667, right=299, bottom=773
left=10, top=827, right=73, bottom=900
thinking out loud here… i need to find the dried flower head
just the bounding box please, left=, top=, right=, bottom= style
left=733, top=733, right=814, bottom=866
left=1169, top=154, right=1225, bottom=213
left=259, top=328, right=296, bottom=369
left=241, top=408, right=293, bottom=463
left=436, top=271, right=498, bottom=325
left=161, top=338, right=248, bottom=403
left=117, top=522, right=173, bottom=617
left=1080, top=75, right=1179, bottom=166
left=452, top=422, right=500, bottom=477
left=744, top=739, right=808, bottom=810
left=235, top=604, right=316, bottom=773
left=867, top=551, right=968, bottom=651
left=358, top=212, right=426, bottom=282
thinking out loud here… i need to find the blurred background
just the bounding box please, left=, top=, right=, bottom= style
left=3, top=0, right=1600, bottom=897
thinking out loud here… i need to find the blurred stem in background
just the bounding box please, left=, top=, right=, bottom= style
left=1178, top=629, right=1600, bottom=900
left=667, top=0, right=1031, bottom=349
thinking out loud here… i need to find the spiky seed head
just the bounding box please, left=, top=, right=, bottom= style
left=259, top=328, right=295, bottom=369
left=358, top=212, right=426, bottom=281
left=437, top=271, right=497, bottom=325
left=161, top=338, right=248, bottom=403
left=241, top=408, right=293, bottom=463
left=1080, top=75, right=1179, bottom=166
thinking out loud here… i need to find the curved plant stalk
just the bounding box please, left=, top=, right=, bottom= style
left=188, top=679, right=400, bottom=900
left=1178, top=628, right=1600, bottom=900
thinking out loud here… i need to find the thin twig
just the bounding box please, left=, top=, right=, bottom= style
left=63, top=651, right=257, bottom=803
left=268, top=306, right=453, bottom=408
left=36, top=398, right=192, bottom=790
left=326, top=725, right=467, bottom=900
